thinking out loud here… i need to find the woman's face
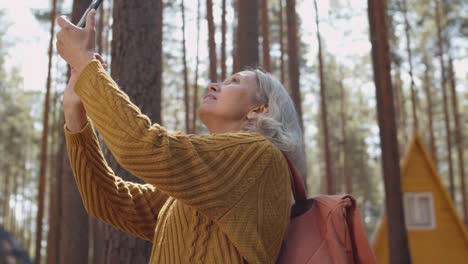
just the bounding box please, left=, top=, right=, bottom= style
left=198, top=71, right=259, bottom=130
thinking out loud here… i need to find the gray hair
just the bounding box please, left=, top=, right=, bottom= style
left=243, top=69, right=307, bottom=180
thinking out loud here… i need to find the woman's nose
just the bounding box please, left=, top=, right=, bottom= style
left=208, top=82, right=221, bottom=92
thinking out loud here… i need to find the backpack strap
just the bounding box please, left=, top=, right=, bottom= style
left=281, top=153, right=307, bottom=202
left=344, top=196, right=377, bottom=263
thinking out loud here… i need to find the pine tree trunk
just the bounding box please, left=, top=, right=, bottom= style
left=286, top=0, right=303, bottom=129
left=2, top=167, right=10, bottom=227
left=46, top=113, right=65, bottom=264
left=340, top=73, right=351, bottom=194
left=11, top=170, right=18, bottom=237
left=103, top=0, right=164, bottom=262
left=448, top=55, right=467, bottom=224
left=260, top=0, right=271, bottom=72
left=235, top=0, right=259, bottom=71
left=395, top=68, right=409, bottom=150
left=402, top=0, right=418, bottom=130
left=279, top=0, right=285, bottom=83
left=232, top=0, right=240, bottom=73
left=192, top=0, right=201, bottom=134
left=435, top=0, right=454, bottom=199
left=90, top=221, right=105, bottom=264
left=58, top=134, right=89, bottom=264
left=207, top=0, right=217, bottom=82
left=35, top=0, right=57, bottom=262
left=422, top=52, right=438, bottom=166
left=20, top=161, right=28, bottom=248
left=46, top=59, right=64, bottom=264
left=221, top=0, right=227, bottom=80
left=181, top=0, right=190, bottom=133
left=314, top=0, right=333, bottom=194
left=55, top=2, right=92, bottom=264
left=392, top=69, right=404, bottom=156
left=97, top=0, right=105, bottom=54
left=367, top=0, right=411, bottom=263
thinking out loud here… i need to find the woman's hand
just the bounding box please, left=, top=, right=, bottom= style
left=63, top=54, right=107, bottom=132
left=56, top=9, right=96, bottom=74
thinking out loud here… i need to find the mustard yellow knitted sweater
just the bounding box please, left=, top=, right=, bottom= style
left=64, top=60, right=292, bottom=263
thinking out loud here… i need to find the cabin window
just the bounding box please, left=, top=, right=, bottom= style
left=403, top=192, right=436, bottom=230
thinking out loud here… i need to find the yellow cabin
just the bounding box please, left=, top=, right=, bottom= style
left=372, top=133, right=468, bottom=263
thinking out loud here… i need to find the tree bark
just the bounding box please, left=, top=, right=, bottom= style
left=206, top=0, right=217, bottom=82
left=340, top=72, right=351, bottom=194
left=314, top=0, right=333, bottom=194
left=35, top=0, right=57, bottom=262
left=90, top=219, right=105, bottom=264
left=192, top=0, right=201, bottom=134
left=97, top=0, right=105, bottom=54
left=435, top=0, right=454, bottom=200
left=279, top=0, right=285, bottom=83
left=2, top=165, right=10, bottom=227
left=286, top=0, right=303, bottom=129
left=58, top=135, right=89, bottom=264
left=401, top=0, right=418, bottom=130
left=448, top=55, right=467, bottom=224
left=392, top=68, right=404, bottom=156
left=422, top=52, right=438, bottom=166
left=181, top=0, right=190, bottom=133
left=235, top=0, right=259, bottom=71
left=55, top=2, right=92, bottom=264
left=104, top=0, right=164, bottom=262
left=261, top=0, right=271, bottom=72
left=395, top=68, right=409, bottom=152
left=46, top=113, right=64, bottom=264
left=221, top=0, right=227, bottom=80
left=367, top=0, right=411, bottom=263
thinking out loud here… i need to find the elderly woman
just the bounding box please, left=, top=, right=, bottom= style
left=57, top=10, right=306, bottom=264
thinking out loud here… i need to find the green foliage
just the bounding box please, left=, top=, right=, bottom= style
left=0, top=9, right=42, bottom=235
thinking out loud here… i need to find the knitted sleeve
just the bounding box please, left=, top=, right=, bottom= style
left=74, top=60, right=274, bottom=220
left=64, top=121, right=169, bottom=241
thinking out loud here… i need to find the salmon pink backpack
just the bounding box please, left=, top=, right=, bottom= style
left=276, top=156, right=377, bottom=264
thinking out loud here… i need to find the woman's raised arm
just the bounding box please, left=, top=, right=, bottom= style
left=65, top=121, right=169, bottom=241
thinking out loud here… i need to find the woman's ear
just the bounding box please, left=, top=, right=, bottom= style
left=246, top=104, right=269, bottom=120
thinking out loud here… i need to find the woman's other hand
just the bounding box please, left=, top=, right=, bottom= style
left=63, top=53, right=107, bottom=132
left=56, top=9, right=96, bottom=74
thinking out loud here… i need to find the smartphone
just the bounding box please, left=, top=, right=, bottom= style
left=77, top=0, right=103, bottom=28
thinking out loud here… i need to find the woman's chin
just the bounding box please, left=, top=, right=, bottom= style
left=198, top=106, right=211, bottom=122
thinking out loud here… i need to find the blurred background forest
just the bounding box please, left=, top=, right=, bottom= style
left=0, top=0, right=466, bottom=263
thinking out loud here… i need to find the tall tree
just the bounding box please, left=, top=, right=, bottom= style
left=56, top=2, right=92, bottom=264
left=314, top=0, right=333, bottom=194
left=422, top=52, right=438, bottom=166
left=278, top=0, right=285, bottom=83
left=339, top=71, right=351, bottom=194
left=235, top=0, right=259, bottom=71
left=206, top=0, right=217, bottom=82
left=221, top=0, right=227, bottom=80
left=232, top=0, right=240, bottom=73
left=97, top=0, right=105, bottom=54
left=435, top=0, right=454, bottom=199
left=46, top=115, right=64, bottom=264
left=181, top=0, right=190, bottom=133
left=104, top=0, right=164, bottom=262
left=192, top=0, right=201, bottom=134
left=286, top=0, right=303, bottom=129
left=367, top=0, right=411, bottom=263
left=401, top=0, right=418, bottom=130
left=448, top=55, right=467, bottom=224
left=35, top=0, right=57, bottom=262
left=260, top=0, right=271, bottom=72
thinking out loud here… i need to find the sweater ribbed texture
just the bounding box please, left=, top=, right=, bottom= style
left=64, top=60, right=292, bottom=263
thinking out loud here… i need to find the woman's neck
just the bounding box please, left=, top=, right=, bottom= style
left=206, top=120, right=246, bottom=134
